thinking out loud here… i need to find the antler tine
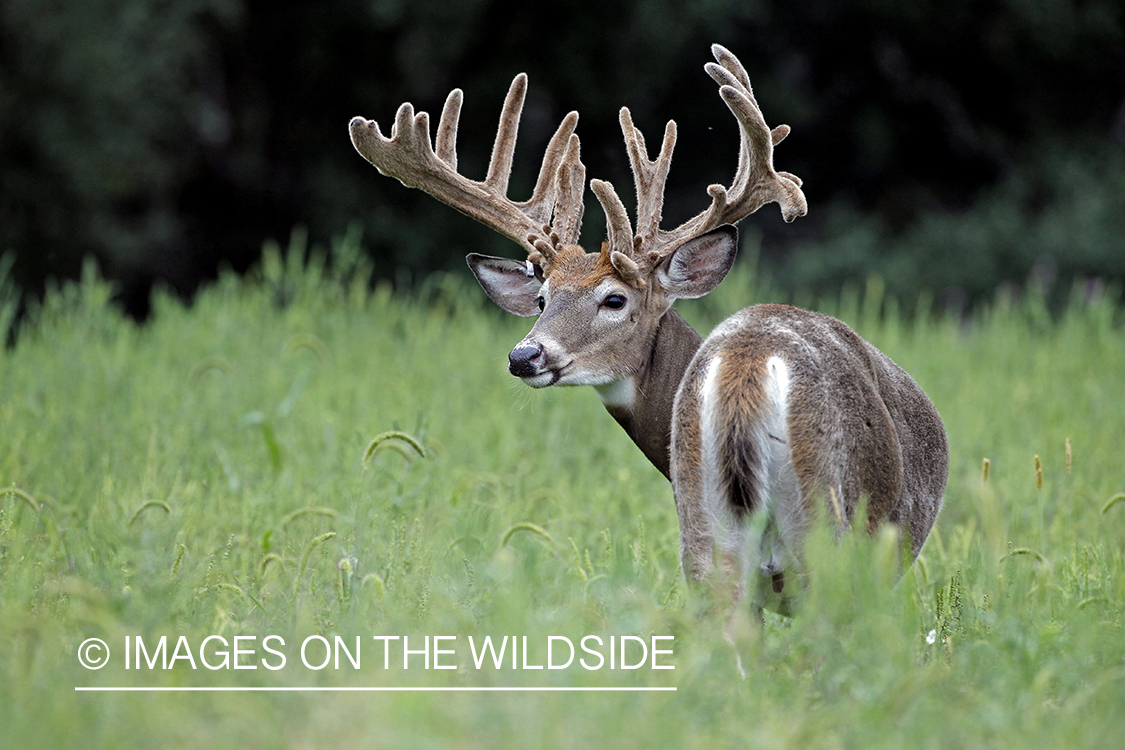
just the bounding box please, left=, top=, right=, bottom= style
left=434, top=89, right=462, bottom=169
left=590, top=178, right=634, bottom=257
left=520, top=110, right=580, bottom=227
left=619, top=108, right=677, bottom=255
left=484, top=73, right=526, bottom=196
left=709, top=43, right=752, bottom=92
left=350, top=72, right=586, bottom=268
left=550, top=133, right=586, bottom=245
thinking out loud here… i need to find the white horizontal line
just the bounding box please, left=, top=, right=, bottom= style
left=75, top=686, right=675, bottom=692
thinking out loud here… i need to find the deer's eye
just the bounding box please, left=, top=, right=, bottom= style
left=602, top=294, right=627, bottom=310
left=536, top=296, right=545, bottom=312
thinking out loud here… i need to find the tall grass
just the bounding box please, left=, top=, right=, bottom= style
left=1, top=235, right=1123, bottom=748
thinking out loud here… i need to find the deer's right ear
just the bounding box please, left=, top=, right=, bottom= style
left=466, top=254, right=544, bottom=317
left=657, top=225, right=739, bottom=300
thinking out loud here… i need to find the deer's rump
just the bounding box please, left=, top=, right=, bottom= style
left=669, top=303, right=948, bottom=602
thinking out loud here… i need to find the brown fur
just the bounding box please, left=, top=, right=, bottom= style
left=543, top=245, right=622, bottom=290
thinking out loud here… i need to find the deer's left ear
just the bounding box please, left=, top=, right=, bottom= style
left=466, top=253, right=544, bottom=317
left=656, top=225, right=739, bottom=300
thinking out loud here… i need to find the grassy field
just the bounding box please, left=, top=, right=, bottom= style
left=2, top=237, right=1123, bottom=748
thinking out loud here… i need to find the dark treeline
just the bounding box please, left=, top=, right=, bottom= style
left=2, top=0, right=1123, bottom=318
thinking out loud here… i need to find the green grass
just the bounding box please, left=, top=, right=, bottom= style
left=2, top=237, right=1124, bottom=748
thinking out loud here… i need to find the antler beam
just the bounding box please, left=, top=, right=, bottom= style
left=592, top=44, right=807, bottom=270
left=349, top=74, right=585, bottom=268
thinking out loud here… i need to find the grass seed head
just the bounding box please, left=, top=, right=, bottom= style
left=363, top=430, right=427, bottom=466
left=2, top=485, right=39, bottom=513
left=1103, top=492, right=1125, bottom=515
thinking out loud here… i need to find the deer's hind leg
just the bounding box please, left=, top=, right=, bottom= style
left=672, top=352, right=762, bottom=597
left=670, top=354, right=720, bottom=583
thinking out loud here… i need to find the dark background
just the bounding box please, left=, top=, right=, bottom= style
left=2, top=0, right=1123, bottom=319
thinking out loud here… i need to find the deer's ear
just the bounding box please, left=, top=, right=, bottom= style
left=657, top=225, right=739, bottom=300
left=466, top=254, right=544, bottom=317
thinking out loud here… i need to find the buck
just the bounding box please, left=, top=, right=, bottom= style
left=350, top=45, right=948, bottom=612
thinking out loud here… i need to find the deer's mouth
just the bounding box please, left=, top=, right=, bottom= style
left=518, top=360, right=572, bottom=388
left=519, top=372, right=557, bottom=388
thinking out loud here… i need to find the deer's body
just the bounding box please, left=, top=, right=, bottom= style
left=350, top=45, right=948, bottom=611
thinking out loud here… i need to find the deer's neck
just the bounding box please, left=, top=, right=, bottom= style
left=594, top=308, right=702, bottom=479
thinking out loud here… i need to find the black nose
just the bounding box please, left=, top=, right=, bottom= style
left=508, top=343, right=544, bottom=377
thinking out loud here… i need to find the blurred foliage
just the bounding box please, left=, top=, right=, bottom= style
left=1, top=0, right=1123, bottom=317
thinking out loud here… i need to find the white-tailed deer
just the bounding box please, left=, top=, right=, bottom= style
left=350, top=45, right=948, bottom=612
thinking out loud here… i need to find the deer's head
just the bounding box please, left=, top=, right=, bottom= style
left=349, top=45, right=806, bottom=390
